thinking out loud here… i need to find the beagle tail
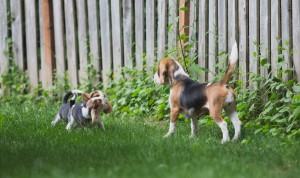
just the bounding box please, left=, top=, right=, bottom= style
left=221, top=41, right=238, bottom=84
left=62, top=90, right=84, bottom=105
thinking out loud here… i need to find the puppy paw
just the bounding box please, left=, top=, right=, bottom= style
left=221, top=138, right=230, bottom=144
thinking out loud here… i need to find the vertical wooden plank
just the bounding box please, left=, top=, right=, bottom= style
left=123, top=0, right=133, bottom=68
left=198, top=0, right=208, bottom=81
left=76, top=0, right=88, bottom=82
left=208, top=0, right=216, bottom=81
left=167, top=0, right=178, bottom=55
left=41, top=0, right=54, bottom=90
left=39, top=0, right=45, bottom=88
left=111, top=0, right=122, bottom=80
left=260, top=0, right=270, bottom=78
left=270, top=0, right=280, bottom=77
left=228, top=0, right=237, bottom=56
left=25, top=0, right=39, bottom=88
left=249, top=0, right=259, bottom=89
left=53, top=0, right=65, bottom=81
left=218, top=0, right=227, bottom=62
left=292, top=0, right=300, bottom=81
left=87, top=0, right=100, bottom=73
left=10, top=0, right=24, bottom=71
left=146, top=0, right=155, bottom=70
left=189, top=0, right=198, bottom=60
left=135, top=0, right=144, bottom=70
left=157, top=0, right=167, bottom=60
left=0, top=0, right=8, bottom=75
left=99, top=0, right=112, bottom=86
left=239, top=0, right=247, bottom=84
left=64, top=0, right=78, bottom=87
left=281, top=0, right=292, bottom=81
left=179, top=0, right=190, bottom=39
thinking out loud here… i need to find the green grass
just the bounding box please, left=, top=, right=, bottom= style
left=0, top=103, right=299, bottom=178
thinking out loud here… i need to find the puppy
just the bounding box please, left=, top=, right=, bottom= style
left=52, top=90, right=112, bottom=131
left=66, top=92, right=112, bottom=130
left=51, top=89, right=84, bottom=126
left=153, top=42, right=241, bottom=143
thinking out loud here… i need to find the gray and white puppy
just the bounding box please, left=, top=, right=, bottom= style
left=52, top=90, right=112, bottom=131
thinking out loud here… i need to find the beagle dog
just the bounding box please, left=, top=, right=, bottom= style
left=154, top=42, right=241, bottom=143
left=51, top=90, right=112, bottom=131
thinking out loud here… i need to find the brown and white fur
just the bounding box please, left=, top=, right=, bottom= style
left=52, top=90, right=112, bottom=131
left=154, top=42, right=241, bottom=143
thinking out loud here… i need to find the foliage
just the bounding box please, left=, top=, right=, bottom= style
left=106, top=67, right=170, bottom=120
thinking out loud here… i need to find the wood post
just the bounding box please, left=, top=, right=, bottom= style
left=41, top=0, right=54, bottom=90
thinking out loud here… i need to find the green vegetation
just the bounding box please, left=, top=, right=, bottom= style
left=0, top=103, right=299, bottom=178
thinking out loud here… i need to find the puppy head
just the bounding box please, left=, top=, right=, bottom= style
left=83, top=92, right=112, bottom=114
left=154, top=58, right=189, bottom=85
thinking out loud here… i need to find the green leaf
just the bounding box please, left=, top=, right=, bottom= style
left=179, top=7, right=188, bottom=11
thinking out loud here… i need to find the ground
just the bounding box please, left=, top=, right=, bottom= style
left=0, top=103, right=299, bottom=178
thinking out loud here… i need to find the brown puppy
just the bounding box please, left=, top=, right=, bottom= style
left=153, top=42, right=240, bottom=143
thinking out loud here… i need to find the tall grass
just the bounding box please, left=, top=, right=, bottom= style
left=0, top=103, right=299, bottom=178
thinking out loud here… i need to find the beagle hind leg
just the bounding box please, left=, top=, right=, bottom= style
left=224, top=103, right=241, bottom=141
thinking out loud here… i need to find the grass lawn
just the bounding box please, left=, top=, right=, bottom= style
left=0, top=103, right=299, bottom=178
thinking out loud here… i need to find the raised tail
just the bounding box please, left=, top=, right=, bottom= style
left=221, top=41, right=238, bottom=84
left=62, top=89, right=84, bottom=104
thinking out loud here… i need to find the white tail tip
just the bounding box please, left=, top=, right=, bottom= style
left=229, top=41, right=238, bottom=64
left=71, top=89, right=84, bottom=94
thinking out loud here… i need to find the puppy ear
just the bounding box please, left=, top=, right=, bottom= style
left=104, top=101, right=112, bottom=114
left=82, top=93, right=91, bottom=103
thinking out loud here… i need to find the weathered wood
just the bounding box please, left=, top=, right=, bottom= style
left=10, top=0, right=24, bottom=71
left=25, top=0, right=39, bottom=88
left=292, top=0, right=300, bottom=81
left=64, top=0, right=78, bottom=87
left=41, top=0, right=54, bottom=90
left=123, top=0, right=133, bottom=69
left=260, top=0, right=270, bottom=78
left=208, top=0, right=216, bottom=81
left=167, top=0, right=178, bottom=55
left=179, top=0, right=190, bottom=41
left=218, top=0, right=227, bottom=63
left=270, top=0, right=280, bottom=77
left=135, top=0, right=144, bottom=70
left=281, top=0, right=292, bottom=81
left=39, top=0, right=45, bottom=88
left=157, top=0, right=167, bottom=60
left=0, top=0, right=8, bottom=75
left=227, top=0, right=237, bottom=55
left=53, top=0, right=65, bottom=80
left=249, top=0, right=259, bottom=89
left=111, top=0, right=123, bottom=80
left=87, top=0, right=100, bottom=73
left=238, top=0, right=247, bottom=85
left=198, top=0, right=208, bottom=81
left=189, top=0, right=198, bottom=60
left=146, top=0, right=155, bottom=70
left=76, top=0, right=88, bottom=83
left=99, top=0, right=112, bottom=87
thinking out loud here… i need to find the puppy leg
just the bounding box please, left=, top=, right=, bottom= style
left=225, top=103, right=241, bottom=141
left=164, top=107, right=180, bottom=138
left=190, top=118, right=198, bottom=138
left=66, top=114, right=76, bottom=131
left=51, top=114, right=61, bottom=126
left=209, top=104, right=230, bottom=144
left=91, top=109, right=105, bottom=131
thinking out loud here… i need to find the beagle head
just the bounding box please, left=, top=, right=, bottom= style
left=82, top=90, right=112, bottom=114
left=154, top=58, right=189, bottom=85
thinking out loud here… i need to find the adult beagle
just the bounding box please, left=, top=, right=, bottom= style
left=154, top=42, right=241, bottom=143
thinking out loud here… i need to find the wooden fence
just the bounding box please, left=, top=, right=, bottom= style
left=0, top=0, right=299, bottom=92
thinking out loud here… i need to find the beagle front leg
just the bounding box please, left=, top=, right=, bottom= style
left=164, top=107, right=180, bottom=138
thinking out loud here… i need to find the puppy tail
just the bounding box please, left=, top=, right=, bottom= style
left=62, top=90, right=84, bottom=105
left=221, top=41, right=238, bottom=84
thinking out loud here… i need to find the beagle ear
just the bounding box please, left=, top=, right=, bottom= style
left=103, top=102, right=112, bottom=114
left=82, top=93, right=91, bottom=103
